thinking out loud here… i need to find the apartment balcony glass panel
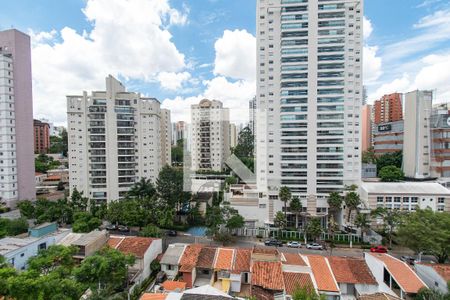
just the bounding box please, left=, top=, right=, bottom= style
left=318, top=37, right=345, bottom=44
left=318, top=12, right=345, bottom=19
left=318, top=63, right=345, bottom=70
left=317, top=88, right=344, bottom=95
left=281, top=106, right=308, bottom=112
left=317, top=138, right=344, bottom=144
left=317, top=122, right=344, bottom=128
left=318, top=3, right=345, bottom=10
left=317, top=146, right=343, bottom=153
left=281, top=163, right=307, bottom=169
left=282, top=131, right=307, bottom=136
left=318, top=46, right=345, bottom=53
left=281, top=98, right=308, bottom=104
left=281, top=115, right=307, bottom=121
left=281, top=6, right=307, bottom=12
left=318, top=29, right=345, bottom=36
left=317, top=130, right=343, bottom=136
left=317, top=105, right=344, bottom=111
left=318, top=20, right=345, bottom=27
left=317, top=113, right=344, bottom=120
left=317, top=155, right=343, bottom=160
left=281, top=73, right=308, bottom=79
left=281, top=39, right=308, bottom=46
left=281, top=14, right=308, bottom=21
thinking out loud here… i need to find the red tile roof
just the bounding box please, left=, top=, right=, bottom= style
left=196, top=247, right=217, bottom=269
left=282, top=253, right=307, bottom=266
left=140, top=294, right=167, bottom=300
left=107, top=236, right=156, bottom=258
left=251, top=261, right=284, bottom=291
left=283, top=272, right=315, bottom=295
left=306, top=255, right=339, bottom=292
left=161, top=280, right=187, bottom=292
left=252, top=247, right=279, bottom=255
left=358, top=293, right=402, bottom=300
left=251, top=285, right=277, bottom=300
left=328, top=257, right=376, bottom=285
left=232, top=248, right=252, bottom=273
left=430, top=264, right=450, bottom=281
left=179, top=244, right=202, bottom=272
left=214, top=248, right=234, bottom=270
left=369, top=253, right=426, bottom=294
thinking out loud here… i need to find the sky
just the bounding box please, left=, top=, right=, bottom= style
left=1, top=0, right=450, bottom=126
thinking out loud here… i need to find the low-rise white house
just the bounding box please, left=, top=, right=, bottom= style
left=159, top=243, right=187, bottom=279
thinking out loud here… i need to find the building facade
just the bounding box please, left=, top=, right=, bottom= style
left=249, top=97, right=256, bottom=134
left=403, top=90, right=433, bottom=179
left=430, top=110, right=450, bottom=178
left=373, top=93, right=403, bottom=125
left=190, top=99, right=230, bottom=172
left=253, top=0, right=363, bottom=224
left=33, top=119, right=50, bottom=154
left=160, top=108, right=172, bottom=166
left=361, top=104, right=372, bottom=152
left=0, top=29, right=35, bottom=207
left=229, top=123, right=238, bottom=148
left=372, top=120, right=404, bottom=156
left=172, top=120, right=186, bottom=145
left=67, top=75, right=167, bottom=203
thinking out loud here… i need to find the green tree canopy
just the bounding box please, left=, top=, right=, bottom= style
left=379, top=165, right=404, bottom=182
left=292, top=286, right=326, bottom=300
left=397, top=208, right=450, bottom=263
left=27, top=245, right=77, bottom=276
left=376, top=151, right=402, bottom=173
left=274, top=211, right=287, bottom=230
left=305, top=217, right=323, bottom=241
left=72, top=212, right=101, bottom=233
left=279, top=186, right=292, bottom=219
left=139, top=225, right=162, bottom=238
left=371, top=207, right=403, bottom=249
left=233, top=126, right=254, bottom=158
left=128, top=178, right=156, bottom=199
left=327, top=192, right=343, bottom=214
left=290, top=196, right=303, bottom=228
left=0, top=217, right=28, bottom=238
left=354, top=213, right=371, bottom=242
left=344, top=191, right=361, bottom=223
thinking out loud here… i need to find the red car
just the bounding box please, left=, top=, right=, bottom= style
left=370, top=245, right=388, bottom=253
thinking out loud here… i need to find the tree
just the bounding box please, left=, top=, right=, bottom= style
left=57, top=181, right=65, bottom=191
left=226, top=214, right=245, bottom=231
left=0, top=217, right=28, bottom=238
left=128, top=178, right=156, bottom=200
left=362, top=148, right=376, bottom=164
left=344, top=191, right=361, bottom=223
left=379, top=165, right=404, bottom=182
left=397, top=208, right=450, bottom=263
left=139, top=225, right=161, bottom=238
left=274, top=211, right=287, bottom=230
left=327, top=192, right=343, bottom=218
left=17, top=200, right=35, bottom=219
left=171, top=139, right=184, bottom=165
left=70, top=188, right=88, bottom=212
left=233, top=126, right=254, bottom=158
left=73, top=247, right=135, bottom=294
left=27, top=245, right=77, bottom=275
left=371, top=207, right=403, bottom=249
left=279, top=186, right=292, bottom=219
left=354, top=213, right=371, bottom=242
left=415, top=287, right=447, bottom=300
left=305, top=217, right=323, bottom=242
left=292, top=286, right=326, bottom=300
left=290, top=196, right=302, bottom=229
left=156, top=166, right=187, bottom=216
left=376, top=151, right=402, bottom=173
left=72, top=212, right=101, bottom=233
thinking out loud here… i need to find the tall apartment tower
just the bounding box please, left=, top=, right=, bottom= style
left=172, top=121, right=186, bottom=145
left=33, top=119, right=50, bottom=154
left=190, top=99, right=230, bottom=172
left=373, top=93, right=403, bottom=125
left=403, top=90, right=432, bottom=179
left=229, top=123, right=239, bottom=148
left=249, top=97, right=256, bottom=134
left=67, top=75, right=167, bottom=203
left=361, top=104, right=372, bottom=152
left=0, top=29, right=35, bottom=207
left=160, top=108, right=172, bottom=166
left=256, top=0, right=363, bottom=221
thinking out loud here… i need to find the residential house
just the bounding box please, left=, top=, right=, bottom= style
left=58, top=230, right=109, bottom=261
left=0, top=223, right=70, bottom=270
left=231, top=248, right=252, bottom=296
left=141, top=285, right=233, bottom=300
left=160, top=243, right=187, bottom=279
left=179, top=244, right=203, bottom=288
left=107, top=236, right=162, bottom=284
left=415, top=263, right=450, bottom=294
left=194, top=246, right=217, bottom=287
left=280, top=252, right=318, bottom=299
left=358, top=293, right=402, bottom=300
left=328, top=257, right=378, bottom=299
left=212, top=248, right=235, bottom=294
left=161, top=280, right=187, bottom=293
left=251, top=260, right=285, bottom=300
left=306, top=255, right=341, bottom=299
left=365, top=253, right=427, bottom=299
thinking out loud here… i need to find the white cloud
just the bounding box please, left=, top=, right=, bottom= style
left=157, top=71, right=191, bottom=91
left=213, top=29, right=256, bottom=81
left=363, top=16, right=373, bottom=40
left=369, top=74, right=412, bottom=101
left=364, top=46, right=383, bottom=84
left=31, top=0, right=187, bottom=124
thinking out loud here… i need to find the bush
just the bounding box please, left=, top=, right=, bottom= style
left=139, top=225, right=161, bottom=238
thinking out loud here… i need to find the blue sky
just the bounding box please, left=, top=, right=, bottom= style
left=1, top=0, right=450, bottom=125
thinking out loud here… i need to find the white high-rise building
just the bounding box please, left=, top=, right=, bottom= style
left=229, top=123, right=239, bottom=148
left=67, top=75, right=169, bottom=203
left=0, top=29, right=35, bottom=207
left=160, top=108, right=172, bottom=166
left=252, top=0, right=363, bottom=225
left=190, top=99, right=230, bottom=172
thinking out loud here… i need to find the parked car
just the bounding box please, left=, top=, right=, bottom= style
left=287, top=241, right=301, bottom=248
left=155, top=271, right=166, bottom=284
left=105, top=224, right=117, bottom=231
left=264, top=239, right=283, bottom=247
left=401, top=256, right=416, bottom=265
left=306, top=243, right=324, bottom=250
left=117, top=225, right=129, bottom=232
left=167, top=230, right=177, bottom=237
left=370, top=245, right=388, bottom=253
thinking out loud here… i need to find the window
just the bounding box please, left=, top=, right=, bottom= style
left=438, top=197, right=445, bottom=203
left=377, top=196, right=383, bottom=203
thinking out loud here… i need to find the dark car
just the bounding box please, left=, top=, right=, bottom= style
left=117, top=225, right=129, bottom=232
left=370, top=245, right=388, bottom=253
left=167, top=230, right=177, bottom=237
left=264, top=239, right=283, bottom=247
left=401, top=256, right=416, bottom=265
left=155, top=271, right=166, bottom=284
left=105, top=224, right=117, bottom=231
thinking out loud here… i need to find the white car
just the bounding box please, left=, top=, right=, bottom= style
left=306, top=243, right=323, bottom=250
left=287, top=241, right=301, bottom=248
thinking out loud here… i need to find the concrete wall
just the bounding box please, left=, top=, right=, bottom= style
left=415, top=264, right=449, bottom=294
left=364, top=254, right=397, bottom=296
left=142, top=239, right=162, bottom=280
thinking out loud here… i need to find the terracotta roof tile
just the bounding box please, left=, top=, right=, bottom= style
left=251, top=261, right=284, bottom=291
left=214, top=248, right=234, bottom=270
left=328, top=257, right=376, bottom=285
left=179, top=244, right=202, bottom=272
left=161, top=280, right=187, bottom=292
left=369, top=253, right=426, bottom=294
left=196, top=247, right=217, bottom=269
left=108, top=236, right=155, bottom=258
left=251, top=285, right=276, bottom=300
left=358, top=293, right=402, bottom=300
left=283, top=272, right=315, bottom=295
left=306, top=255, right=339, bottom=292
left=252, top=247, right=279, bottom=255
left=140, top=294, right=167, bottom=300
left=232, top=248, right=252, bottom=273
left=430, top=264, right=450, bottom=281
left=281, top=253, right=307, bottom=266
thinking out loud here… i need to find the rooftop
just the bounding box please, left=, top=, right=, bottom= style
left=361, top=181, right=450, bottom=195
left=429, top=264, right=450, bottom=281
left=328, top=257, right=376, bottom=285
left=214, top=248, right=234, bottom=270
left=307, top=255, right=339, bottom=293
left=232, top=248, right=252, bottom=273
left=368, top=253, right=426, bottom=294
left=160, top=243, right=187, bottom=265
left=358, top=293, right=402, bottom=300
left=179, top=244, right=202, bottom=272
left=162, top=280, right=187, bottom=292
left=196, top=247, right=217, bottom=269
left=0, top=236, right=38, bottom=255
left=251, top=261, right=284, bottom=291
left=283, top=272, right=315, bottom=295
left=140, top=294, right=167, bottom=300
left=281, top=252, right=307, bottom=266
left=108, top=236, right=157, bottom=258
left=72, top=230, right=107, bottom=246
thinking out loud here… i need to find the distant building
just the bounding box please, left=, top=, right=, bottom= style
left=362, top=163, right=377, bottom=178
left=403, top=90, right=433, bottom=179
left=229, top=123, right=238, bottom=148
left=430, top=110, right=450, bottom=178
left=0, top=29, right=36, bottom=207
left=248, top=97, right=256, bottom=134
left=34, top=119, right=50, bottom=154
left=172, top=121, right=186, bottom=145
left=190, top=99, right=230, bottom=172
left=372, top=120, right=404, bottom=156
left=373, top=93, right=403, bottom=125
left=58, top=230, right=109, bottom=261
left=362, top=104, right=372, bottom=152
left=160, top=108, right=172, bottom=166
left=67, top=75, right=168, bottom=203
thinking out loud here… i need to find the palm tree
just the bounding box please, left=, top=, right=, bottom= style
left=327, top=192, right=343, bottom=221
left=279, top=186, right=292, bottom=219
left=354, top=213, right=371, bottom=242
left=128, top=178, right=155, bottom=199
left=344, top=191, right=361, bottom=223
left=290, top=196, right=302, bottom=229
